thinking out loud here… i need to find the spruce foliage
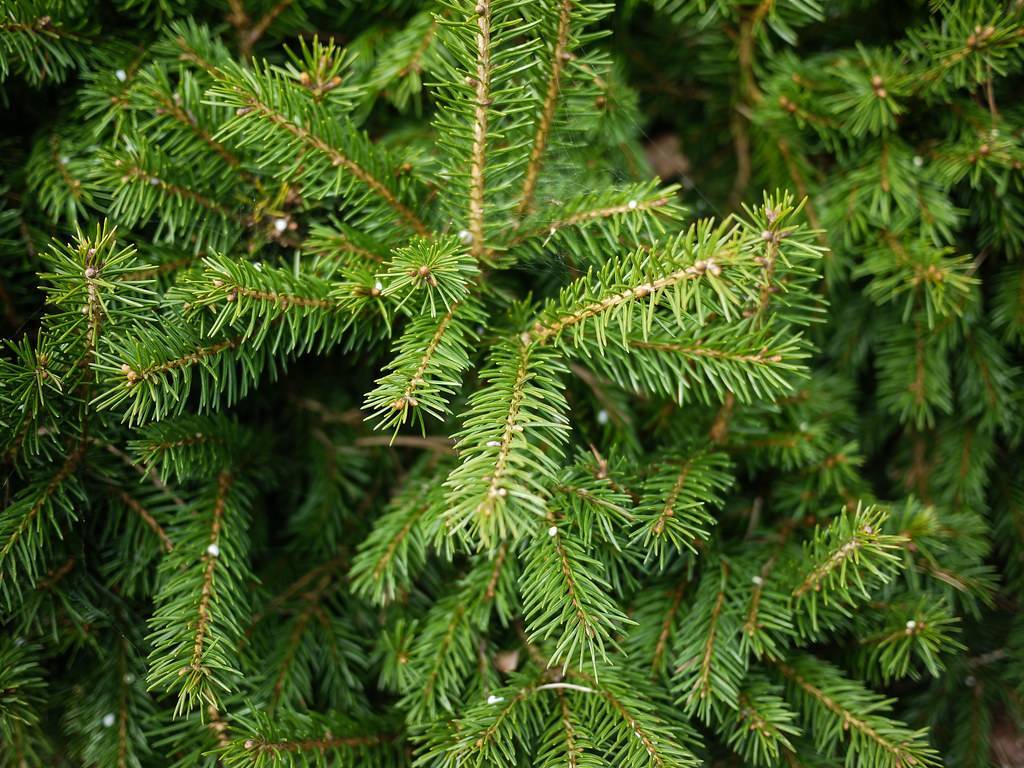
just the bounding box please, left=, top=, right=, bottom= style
left=1, top=1, right=1022, bottom=767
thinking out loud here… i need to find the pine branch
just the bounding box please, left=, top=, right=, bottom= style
left=402, top=551, right=513, bottom=723
left=0, top=639, right=47, bottom=767
left=432, top=0, right=542, bottom=255
left=790, top=504, right=906, bottom=632
left=466, top=0, right=492, bottom=260
left=0, top=444, right=85, bottom=609
left=209, top=57, right=429, bottom=235
left=418, top=671, right=546, bottom=768
left=147, top=471, right=254, bottom=716
left=516, top=0, right=573, bottom=218
left=571, top=664, right=701, bottom=768
left=521, top=515, right=632, bottom=674
left=220, top=710, right=404, bottom=768
left=443, top=340, right=570, bottom=546
left=776, top=653, right=938, bottom=767
left=350, top=464, right=446, bottom=605
left=672, top=560, right=746, bottom=721
left=717, top=677, right=800, bottom=767
left=631, top=449, right=732, bottom=559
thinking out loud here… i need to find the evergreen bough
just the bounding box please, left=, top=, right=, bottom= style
left=0, top=1, right=1022, bottom=766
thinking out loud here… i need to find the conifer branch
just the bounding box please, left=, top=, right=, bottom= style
left=790, top=505, right=905, bottom=626
left=517, top=0, right=572, bottom=218
left=555, top=689, right=582, bottom=768
left=444, top=340, right=570, bottom=545
left=776, top=654, right=937, bottom=767
left=467, top=1, right=492, bottom=259
left=651, top=579, right=687, bottom=676
left=479, top=342, right=528, bottom=511
left=522, top=513, right=631, bottom=673
left=124, top=334, right=243, bottom=381
left=188, top=471, right=232, bottom=683
left=147, top=465, right=255, bottom=716
left=146, top=88, right=242, bottom=169
left=0, top=443, right=85, bottom=606
left=530, top=260, right=717, bottom=344
left=115, top=488, right=174, bottom=552
left=251, top=102, right=427, bottom=235
left=113, top=162, right=245, bottom=221
left=632, top=450, right=732, bottom=558
left=244, top=732, right=395, bottom=756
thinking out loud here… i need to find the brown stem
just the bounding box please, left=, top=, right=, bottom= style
left=775, top=660, right=921, bottom=764
left=517, top=0, right=573, bottom=218
left=651, top=579, right=687, bottom=674
left=115, top=489, right=174, bottom=552
left=246, top=732, right=397, bottom=756
left=690, top=562, right=729, bottom=703
left=530, top=254, right=729, bottom=344
left=189, top=472, right=233, bottom=673
left=468, top=2, right=493, bottom=259
left=0, top=446, right=85, bottom=564
left=352, top=435, right=455, bottom=453
left=513, top=196, right=673, bottom=246
left=243, top=99, right=428, bottom=235
left=475, top=342, right=532, bottom=519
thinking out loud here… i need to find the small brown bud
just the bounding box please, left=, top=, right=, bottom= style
left=418, top=264, right=431, bottom=277
left=244, top=740, right=256, bottom=750
left=979, top=143, right=991, bottom=156
left=494, top=649, right=520, bottom=674
left=875, top=87, right=887, bottom=99
left=299, top=72, right=311, bottom=86
left=594, top=95, right=607, bottom=108
left=84, top=266, right=98, bottom=278
left=226, top=290, right=237, bottom=302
